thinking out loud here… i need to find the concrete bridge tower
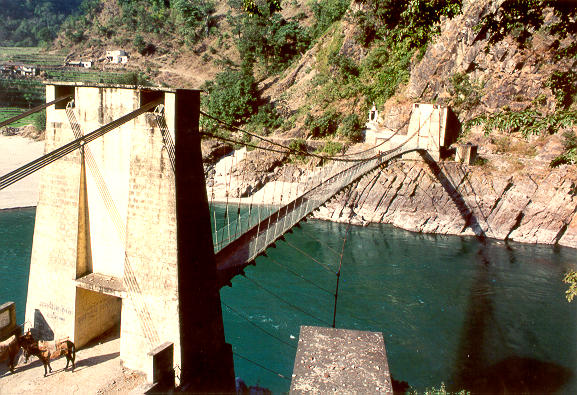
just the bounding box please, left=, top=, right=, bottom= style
left=24, top=83, right=233, bottom=390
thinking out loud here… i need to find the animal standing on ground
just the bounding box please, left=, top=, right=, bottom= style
left=0, top=326, right=23, bottom=373
left=19, top=331, right=76, bottom=377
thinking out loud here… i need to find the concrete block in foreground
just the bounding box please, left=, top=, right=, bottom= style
left=290, top=326, right=392, bottom=394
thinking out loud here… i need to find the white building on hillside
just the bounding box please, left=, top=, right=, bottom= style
left=106, top=50, right=129, bottom=64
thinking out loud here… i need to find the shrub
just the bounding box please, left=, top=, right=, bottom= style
left=249, top=103, right=283, bottom=134
left=359, top=37, right=414, bottom=106
left=328, top=50, right=359, bottom=82
left=352, top=0, right=462, bottom=48
left=337, top=114, right=364, bottom=142
left=309, top=0, right=350, bottom=39
left=29, top=110, right=46, bottom=131
left=289, top=138, right=308, bottom=160
left=173, top=0, right=215, bottom=44
left=318, top=141, right=344, bottom=156
left=466, top=109, right=577, bottom=138
left=133, top=34, right=156, bottom=55
left=449, top=72, right=482, bottom=112
left=202, top=69, right=258, bottom=129
left=305, top=109, right=341, bottom=138
left=550, top=130, right=577, bottom=167
left=547, top=71, right=577, bottom=109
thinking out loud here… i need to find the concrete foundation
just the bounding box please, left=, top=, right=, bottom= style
left=291, top=326, right=393, bottom=393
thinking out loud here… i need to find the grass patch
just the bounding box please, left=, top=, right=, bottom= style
left=0, top=107, right=28, bottom=127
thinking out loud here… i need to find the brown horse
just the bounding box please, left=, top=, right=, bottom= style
left=20, top=331, right=76, bottom=377
left=0, top=326, right=22, bottom=373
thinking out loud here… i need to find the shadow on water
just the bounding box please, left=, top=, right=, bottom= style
left=419, top=152, right=572, bottom=393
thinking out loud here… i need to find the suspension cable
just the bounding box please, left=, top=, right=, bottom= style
left=282, top=239, right=336, bottom=274
left=332, top=223, right=351, bottom=328
left=0, top=98, right=162, bottom=191
left=233, top=352, right=291, bottom=381
left=265, top=254, right=335, bottom=296
left=0, top=95, right=72, bottom=129
left=201, top=112, right=366, bottom=163
left=242, top=274, right=332, bottom=326
left=222, top=301, right=297, bottom=350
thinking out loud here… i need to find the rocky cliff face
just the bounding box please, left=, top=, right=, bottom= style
left=205, top=0, right=577, bottom=250
left=313, top=157, right=577, bottom=248
left=380, top=0, right=576, bottom=129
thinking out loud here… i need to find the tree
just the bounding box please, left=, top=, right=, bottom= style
left=203, top=69, right=258, bottom=131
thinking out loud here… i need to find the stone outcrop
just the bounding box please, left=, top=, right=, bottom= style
left=380, top=0, right=577, bottom=129
left=312, top=158, right=577, bottom=248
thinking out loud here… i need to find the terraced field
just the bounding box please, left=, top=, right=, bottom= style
left=0, top=46, right=65, bottom=66
left=1, top=47, right=151, bottom=110
left=0, top=78, right=45, bottom=107
left=0, top=107, right=45, bottom=130
left=0, top=107, right=27, bottom=127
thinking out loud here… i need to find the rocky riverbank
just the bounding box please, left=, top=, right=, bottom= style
left=204, top=136, right=577, bottom=249
left=313, top=157, right=577, bottom=249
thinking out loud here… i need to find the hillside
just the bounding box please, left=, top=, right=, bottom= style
left=0, top=0, right=82, bottom=47
left=3, top=0, right=577, bottom=246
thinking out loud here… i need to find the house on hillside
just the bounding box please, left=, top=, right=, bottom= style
left=106, top=50, right=129, bottom=64
left=0, top=63, right=38, bottom=76
left=19, top=65, right=37, bottom=76
left=66, top=60, right=93, bottom=68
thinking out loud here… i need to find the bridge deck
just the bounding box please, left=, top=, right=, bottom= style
left=214, top=147, right=422, bottom=287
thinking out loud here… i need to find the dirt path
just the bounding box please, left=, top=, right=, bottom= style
left=0, top=330, right=146, bottom=394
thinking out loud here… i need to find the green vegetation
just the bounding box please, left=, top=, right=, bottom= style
left=0, top=1, right=82, bottom=46
left=353, top=0, right=462, bottom=48
left=0, top=47, right=65, bottom=65
left=564, top=270, right=577, bottom=302
left=248, top=103, right=283, bottom=135
left=449, top=72, right=483, bottom=113
left=0, top=108, right=28, bottom=128
left=304, top=109, right=341, bottom=138
left=227, top=0, right=311, bottom=74
left=0, top=107, right=45, bottom=131
left=62, top=0, right=216, bottom=51
left=412, top=382, right=469, bottom=394
left=316, top=140, right=343, bottom=156
left=337, top=114, right=364, bottom=142
left=476, top=0, right=577, bottom=52
left=309, top=0, right=350, bottom=40
left=466, top=109, right=577, bottom=139
left=0, top=79, right=45, bottom=108
left=354, top=0, right=462, bottom=104
left=288, top=138, right=308, bottom=161
left=547, top=71, right=577, bottom=110
left=202, top=69, right=258, bottom=132
left=44, top=69, right=151, bottom=85
left=550, top=130, right=577, bottom=167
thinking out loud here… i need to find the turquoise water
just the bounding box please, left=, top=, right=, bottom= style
left=0, top=208, right=34, bottom=324
left=1, top=207, right=576, bottom=392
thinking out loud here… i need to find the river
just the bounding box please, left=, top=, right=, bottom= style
left=1, top=207, right=576, bottom=392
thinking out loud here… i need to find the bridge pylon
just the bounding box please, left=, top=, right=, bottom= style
left=23, top=82, right=234, bottom=390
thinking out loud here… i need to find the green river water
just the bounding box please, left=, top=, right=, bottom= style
left=1, top=207, right=576, bottom=393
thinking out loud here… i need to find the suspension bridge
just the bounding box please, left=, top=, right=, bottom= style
left=0, top=83, right=455, bottom=390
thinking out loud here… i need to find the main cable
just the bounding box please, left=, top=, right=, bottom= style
left=0, top=98, right=162, bottom=190
left=0, top=95, right=71, bottom=129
